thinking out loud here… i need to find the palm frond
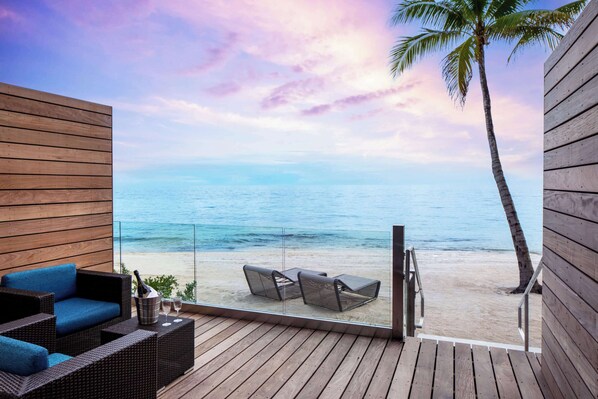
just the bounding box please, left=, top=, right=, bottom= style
left=485, top=0, right=531, bottom=19
left=390, top=29, right=467, bottom=77
left=489, top=6, right=582, bottom=37
left=555, top=0, right=587, bottom=17
left=506, top=27, right=563, bottom=61
left=466, top=0, right=490, bottom=18
left=390, top=0, right=472, bottom=30
left=441, top=37, right=476, bottom=105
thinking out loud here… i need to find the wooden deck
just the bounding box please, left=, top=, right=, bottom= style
left=156, top=311, right=552, bottom=398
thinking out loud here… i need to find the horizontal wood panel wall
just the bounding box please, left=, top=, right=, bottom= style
left=542, top=2, right=598, bottom=398
left=0, top=83, right=113, bottom=276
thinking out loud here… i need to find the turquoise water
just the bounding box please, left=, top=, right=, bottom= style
left=114, top=182, right=542, bottom=253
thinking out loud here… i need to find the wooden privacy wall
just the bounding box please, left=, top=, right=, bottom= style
left=542, top=1, right=598, bottom=398
left=0, top=83, right=113, bottom=277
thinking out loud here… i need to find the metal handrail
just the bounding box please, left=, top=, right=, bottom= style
left=518, top=259, right=543, bottom=351
left=408, top=247, right=424, bottom=329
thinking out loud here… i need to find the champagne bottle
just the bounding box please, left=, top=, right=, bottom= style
left=134, top=270, right=151, bottom=298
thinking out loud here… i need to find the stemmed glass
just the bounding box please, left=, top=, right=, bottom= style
left=173, top=297, right=183, bottom=323
left=161, top=297, right=172, bottom=327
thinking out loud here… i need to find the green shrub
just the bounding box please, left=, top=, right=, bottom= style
left=144, top=274, right=178, bottom=298
left=177, top=281, right=197, bottom=302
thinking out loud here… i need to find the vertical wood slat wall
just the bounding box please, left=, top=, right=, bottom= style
left=0, top=83, right=113, bottom=277
left=542, top=1, right=598, bottom=398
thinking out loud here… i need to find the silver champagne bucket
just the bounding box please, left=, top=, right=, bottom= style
left=134, top=296, right=161, bottom=325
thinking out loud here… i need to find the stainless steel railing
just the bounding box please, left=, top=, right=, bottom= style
left=405, top=247, right=424, bottom=335
left=518, top=259, right=543, bottom=351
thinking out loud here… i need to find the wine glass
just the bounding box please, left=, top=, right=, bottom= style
left=161, top=298, right=172, bottom=327
left=173, top=297, right=183, bottom=323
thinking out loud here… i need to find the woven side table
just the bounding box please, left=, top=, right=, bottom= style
left=101, top=317, right=194, bottom=390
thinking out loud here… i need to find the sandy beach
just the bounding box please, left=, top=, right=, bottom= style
left=119, top=249, right=542, bottom=348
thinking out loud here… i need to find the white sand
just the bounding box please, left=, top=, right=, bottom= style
left=118, top=249, right=542, bottom=347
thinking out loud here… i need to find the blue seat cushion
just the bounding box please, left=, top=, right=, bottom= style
left=0, top=335, right=48, bottom=376
left=48, top=353, right=72, bottom=367
left=1, top=263, right=77, bottom=301
left=54, top=297, right=120, bottom=336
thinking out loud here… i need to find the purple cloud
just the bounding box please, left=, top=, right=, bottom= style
left=261, top=78, right=324, bottom=109
left=302, top=84, right=416, bottom=116
left=183, top=32, right=238, bottom=75
left=205, top=82, right=242, bottom=96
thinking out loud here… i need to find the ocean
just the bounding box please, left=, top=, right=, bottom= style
left=113, top=182, right=543, bottom=254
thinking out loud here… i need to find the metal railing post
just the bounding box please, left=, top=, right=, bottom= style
left=517, top=260, right=543, bottom=351
left=392, top=225, right=405, bottom=340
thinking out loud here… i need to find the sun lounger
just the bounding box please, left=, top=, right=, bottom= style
left=243, top=265, right=327, bottom=301
left=297, top=272, right=381, bottom=312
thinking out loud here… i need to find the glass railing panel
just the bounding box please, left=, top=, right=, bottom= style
left=194, top=224, right=284, bottom=314
left=113, top=221, right=121, bottom=273
left=118, top=221, right=196, bottom=302
left=282, top=227, right=391, bottom=327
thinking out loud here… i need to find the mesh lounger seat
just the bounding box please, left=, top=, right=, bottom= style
left=243, top=264, right=326, bottom=301
left=298, top=272, right=381, bottom=312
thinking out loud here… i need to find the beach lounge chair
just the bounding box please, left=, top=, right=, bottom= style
left=297, top=272, right=381, bottom=312
left=243, top=265, right=326, bottom=301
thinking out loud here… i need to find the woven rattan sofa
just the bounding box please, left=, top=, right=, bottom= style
left=0, top=313, right=157, bottom=399
left=0, top=264, right=131, bottom=356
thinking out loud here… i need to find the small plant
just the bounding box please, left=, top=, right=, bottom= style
left=144, top=274, right=179, bottom=298
left=177, top=281, right=197, bottom=302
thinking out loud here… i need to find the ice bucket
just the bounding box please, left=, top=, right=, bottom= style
left=134, top=296, right=161, bottom=325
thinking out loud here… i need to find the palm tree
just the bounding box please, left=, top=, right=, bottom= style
left=389, top=0, right=586, bottom=293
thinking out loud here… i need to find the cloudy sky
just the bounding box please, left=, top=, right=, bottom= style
left=0, top=0, right=571, bottom=185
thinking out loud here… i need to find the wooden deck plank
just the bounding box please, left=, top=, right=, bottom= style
left=181, top=326, right=298, bottom=398
left=271, top=332, right=342, bottom=399
left=157, top=312, right=537, bottom=399
left=490, top=347, right=522, bottom=399
left=387, top=337, right=419, bottom=398
left=432, top=340, right=454, bottom=399
left=251, top=330, right=328, bottom=399
left=193, top=316, right=225, bottom=336
left=295, top=333, right=358, bottom=399
left=319, top=335, right=372, bottom=399
left=194, top=317, right=238, bottom=346
left=527, top=352, right=554, bottom=399
left=160, top=322, right=279, bottom=399
left=366, top=339, right=405, bottom=398
left=192, top=321, right=264, bottom=369
left=454, top=343, right=475, bottom=399
left=472, top=345, right=499, bottom=399
left=509, top=350, right=544, bottom=399
left=409, top=339, right=437, bottom=399
left=194, top=319, right=251, bottom=357
left=205, top=327, right=309, bottom=398
left=340, top=337, right=388, bottom=399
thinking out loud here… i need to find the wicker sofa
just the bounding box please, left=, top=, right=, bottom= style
left=0, top=264, right=131, bottom=356
left=0, top=313, right=157, bottom=399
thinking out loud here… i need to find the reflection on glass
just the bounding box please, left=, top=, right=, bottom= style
left=115, top=221, right=392, bottom=328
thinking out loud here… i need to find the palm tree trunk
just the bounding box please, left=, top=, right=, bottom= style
left=476, top=44, right=540, bottom=294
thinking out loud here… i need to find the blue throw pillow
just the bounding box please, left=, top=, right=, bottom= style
left=0, top=335, right=48, bottom=376
left=1, top=263, right=77, bottom=301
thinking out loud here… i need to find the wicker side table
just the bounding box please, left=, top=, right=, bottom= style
left=101, top=317, right=194, bottom=390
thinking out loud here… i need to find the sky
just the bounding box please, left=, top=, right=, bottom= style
left=0, top=0, right=574, bottom=186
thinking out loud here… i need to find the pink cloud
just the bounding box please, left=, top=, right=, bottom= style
left=349, top=108, right=384, bottom=121
left=0, top=7, right=20, bottom=22
left=205, top=82, right=242, bottom=97
left=183, top=32, right=238, bottom=75
left=302, top=84, right=417, bottom=116
left=261, top=78, right=325, bottom=109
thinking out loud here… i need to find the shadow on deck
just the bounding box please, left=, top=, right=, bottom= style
left=157, top=311, right=552, bottom=399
